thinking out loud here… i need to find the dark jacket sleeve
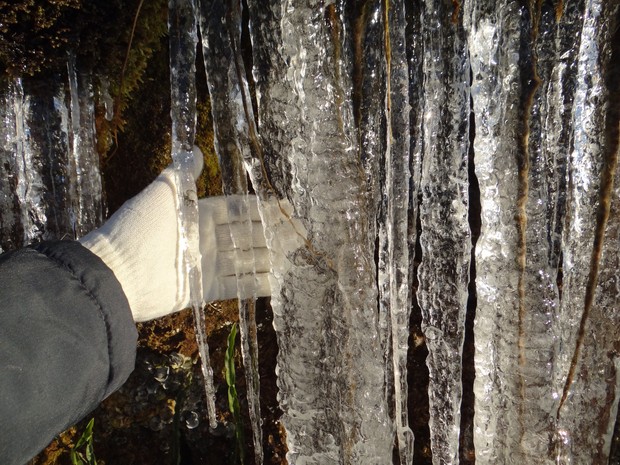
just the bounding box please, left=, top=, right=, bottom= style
left=0, top=241, right=138, bottom=465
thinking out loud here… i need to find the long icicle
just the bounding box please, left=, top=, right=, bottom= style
left=168, top=0, right=217, bottom=428
left=197, top=0, right=264, bottom=460
left=383, top=0, right=415, bottom=463
left=417, top=1, right=471, bottom=463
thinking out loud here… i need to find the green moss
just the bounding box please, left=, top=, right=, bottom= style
left=101, top=29, right=222, bottom=214
left=0, top=0, right=80, bottom=76
left=88, top=0, right=167, bottom=157
left=101, top=33, right=171, bottom=214
left=196, top=99, right=223, bottom=198
left=1, top=0, right=168, bottom=160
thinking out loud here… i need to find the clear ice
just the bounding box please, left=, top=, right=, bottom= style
left=464, top=0, right=620, bottom=463
left=168, top=0, right=217, bottom=429
left=1, top=1, right=619, bottom=464
left=0, top=71, right=103, bottom=252
left=198, top=0, right=264, bottom=460
left=417, top=2, right=471, bottom=464
left=242, top=2, right=394, bottom=462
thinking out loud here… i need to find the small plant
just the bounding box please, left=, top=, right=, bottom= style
left=69, top=418, right=97, bottom=465
left=225, top=323, right=245, bottom=465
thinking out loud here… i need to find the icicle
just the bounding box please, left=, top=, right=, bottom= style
left=384, top=1, right=415, bottom=463
left=0, top=81, right=22, bottom=251
left=463, top=1, right=527, bottom=462
left=512, top=4, right=573, bottom=463
left=244, top=1, right=393, bottom=463
left=554, top=1, right=620, bottom=463
left=352, top=0, right=389, bottom=364
left=347, top=0, right=395, bottom=445
left=417, top=2, right=470, bottom=464
left=168, top=0, right=217, bottom=429
left=66, top=55, right=103, bottom=237
left=0, top=68, right=103, bottom=251
left=198, top=0, right=264, bottom=461
left=13, top=81, right=48, bottom=247
left=0, top=80, right=31, bottom=251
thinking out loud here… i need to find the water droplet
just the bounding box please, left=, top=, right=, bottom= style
left=184, top=411, right=199, bottom=429
left=154, top=366, right=169, bottom=383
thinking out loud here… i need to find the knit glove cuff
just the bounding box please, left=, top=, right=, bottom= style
left=79, top=149, right=202, bottom=321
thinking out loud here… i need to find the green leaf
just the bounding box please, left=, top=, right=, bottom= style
left=70, top=418, right=97, bottom=465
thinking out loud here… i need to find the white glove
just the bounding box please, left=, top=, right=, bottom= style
left=79, top=148, right=271, bottom=322
left=200, top=195, right=271, bottom=303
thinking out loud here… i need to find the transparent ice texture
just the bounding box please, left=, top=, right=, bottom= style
left=383, top=1, right=414, bottom=463
left=67, top=56, right=104, bottom=238
left=246, top=1, right=393, bottom=463
left=417, top=2, right=470, bottom=464
left=0, top=75, right=103, bottom=252
left=463, top=1, right=525, bottom=463
left=554, top=1, right=620, bottom=463
left=0, top=80, right=32, bottom=251
left=4, top=80, right=45, bottom=247
left=180, top=0, right=620, bottom=462
left=464, top=1, right=620, bottom=463
left=350, top=0, right=390, bottom=380
left=198, top=0, right=264, bottom=461
left=169, top=0, right=217, bottom=428
left=514, top=4, right=582, bottom=463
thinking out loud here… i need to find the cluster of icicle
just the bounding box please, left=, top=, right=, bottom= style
left=0, top=57, right=103, bottom=253
left=187, top=0, right=620, bottom=464
left=1, top=0, right=617, bottom=463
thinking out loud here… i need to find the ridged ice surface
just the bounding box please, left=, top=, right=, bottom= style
left=66, top=57, right=103, bottom=238
left=0, top=73, right=103, bottom=253
left=198, top=0, right=264, bottom=460
left=244, top=2, right=394, bottom=463
left=464, top=1, right=620, bottom=463
left=554, top=1, right=620, bottom=463
left=169, top=0, right=217, bottom=429
left=237, top=0, right=618, bottom=463
left=464, top=2, right=525, bottom=462
left=3, top=1, right=619, bottom=464
left=417, top=2, right=470, bottom=464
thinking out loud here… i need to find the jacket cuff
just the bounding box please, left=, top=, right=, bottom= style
left=32, top=241, right=138, bottom=397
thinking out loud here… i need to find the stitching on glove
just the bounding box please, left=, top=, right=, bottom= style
left=32, top=243, right=114, bottom=393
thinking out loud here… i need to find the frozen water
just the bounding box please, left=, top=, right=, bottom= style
left=383, top=2, right=415, bottom=463
left=2, top=1, right=618, bottom=463
left=169, top=0, right=217, bottom=429
left=417, top=2, right=471, bottom=464
left=464, top=2, right=525, bottom=462
left=198, top=0, right=619, bottom=462
left=67, top=55, right=104, bottom=238
left=0, top=72, right=104, bottom=252
left=245, top=1, right=393, bottom=463
left=198, top=0, right=264, bottom=461
left=553, top=1, right=620, bottom=463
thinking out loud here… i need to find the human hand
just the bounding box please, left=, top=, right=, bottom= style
left=79, top=148, right=272, bottom=322
left=199, top=195, right=271, bottom=303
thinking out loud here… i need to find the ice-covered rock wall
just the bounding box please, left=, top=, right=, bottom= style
left=200, top=0, right=620, bottom=464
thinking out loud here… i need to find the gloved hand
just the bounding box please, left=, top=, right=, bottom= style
left=79, top=148, right=271, bottom=322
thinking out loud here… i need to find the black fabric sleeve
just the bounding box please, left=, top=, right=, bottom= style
left=0, top=241, right=138, bottom=465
